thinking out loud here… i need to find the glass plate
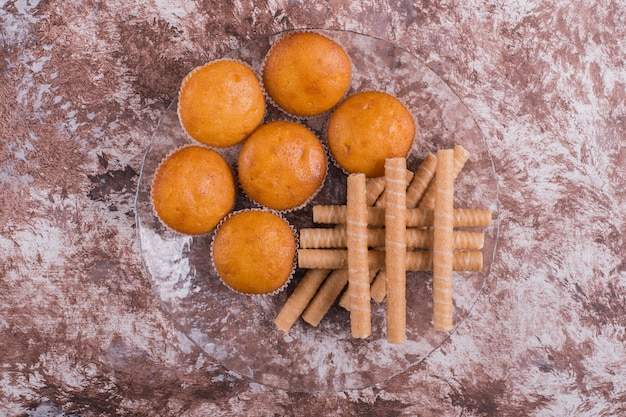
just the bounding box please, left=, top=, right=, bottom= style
left=135, top=29, right=500, bottom=392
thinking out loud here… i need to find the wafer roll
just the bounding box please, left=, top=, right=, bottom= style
left=346, top=173, right=370, bottom=338
left=375, top=169, right=413, bottom=208
left=298, top=249, right=482, bottom=271
left=419, top=145, right=469, bottom=210
left=300, top=228, right=483, bottom=250
left=298, top=249, right=349, bottom=269
left=299, top=227, right=347, bottom=249
left=370, top=270, right=387, bottom=302
left=433, top=149, right=455, bottom=332
left=313, top=206, right=489, bottom=228
left=274, top=269, right=331, bottom=332
left=338, top=269, right=378, bottom=310
left=301, top=269, right=348, bottom=327
left=454, top=208, right=492, bottom=227
left=454, top=230, right=485, bottom=250
left=406, top=152, right=437, bottom=208
left=384, top=158, right=407, bottom=344
left=366, top=177, right=386, bottom=206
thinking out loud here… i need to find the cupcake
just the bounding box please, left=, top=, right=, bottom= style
left=178, top=59, right=265, bottom=147
left=237, top=120, right=327, bottom=211
left=151, top=145, right=235, bottom=235
left=262, top=31, right=352, bottom=117
left=326, top=91, right=416, bottom=178
left=212, top=210, right=297, bottom=295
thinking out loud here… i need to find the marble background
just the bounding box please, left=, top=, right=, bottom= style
left=1, top=1, right=625, bottom=416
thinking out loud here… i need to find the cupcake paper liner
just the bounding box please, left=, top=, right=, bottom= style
left=177, top=58, right=267, bottom=148
left=210, top=208, right=299, bottom=297
left=260, top=29, right=353, bottom=120
left=150, top=144, right=237, bottom=236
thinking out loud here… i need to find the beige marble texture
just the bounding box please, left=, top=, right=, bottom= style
left=1, top=1, right=625, bottom=416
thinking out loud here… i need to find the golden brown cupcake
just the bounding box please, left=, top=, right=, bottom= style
left=151, top=145, right=235, bottom=235
left=238, top=120, right=327, bottom=211
left=326, top=91, right=416, bottom=178
left=262, top=31, right=351, bottom=117
left=212, top=210, right=297, bottom=295
left=178, top=59, right=265, bottom=147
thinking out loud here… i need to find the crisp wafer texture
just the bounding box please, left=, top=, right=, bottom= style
left=300, top=228, right=483, bottom=250
left=366, top=177, right=386, bottom=206
left=313, top=205, right=489, bottom=228
left=375, top=169, right=413, bottom=208
left=338, top=270, right=378, bottom=310
left=370, top=271, right=387, bottom=303
left=419, top=145, right=469, bottom=210
left=406, top=152, right=437, bottom=208
left=301, top=269, right=348, bottom=327
left=454, top=230, right=485, bottom=250
left=384, top=158, right=407, bottom=344
left=298, top=249, right=482, bottom=271
left=298, top=249, right=349, bottom=269
left=274, top=268, right=331, bottom=332
left=299, top=227, right=347, bottom=249
left=346, top=173, right=371, bottom=338
left=454, top=208, right=492, bottom=227
left=433, top=149, right=455, bottom=332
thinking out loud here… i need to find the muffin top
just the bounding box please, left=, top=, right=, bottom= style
left=151, top=146, right=235, bottom=235
left=327, top=91, right=416, bottom=178
left=212, top=210, right=297, bottom=295
left=178, top=59, right=265, bottom=147
left=238, top=120, right=327, bottom=211
left=262, top=31, right=351, bottom=117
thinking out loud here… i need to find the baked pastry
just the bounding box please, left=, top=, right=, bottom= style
left=151, top=145, right=235, bottom=235
left=262, top=31, right=351, bottom=117
left=212, top=210, right=297, bottom=295
left=326, top=91, right=416, bottom=177
left=238, top=120, right=327, bottom=211
left=178, top=59, right=265, bottom=147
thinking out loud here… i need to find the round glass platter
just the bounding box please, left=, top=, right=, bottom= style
left=135, top=29, right=500, bottom=392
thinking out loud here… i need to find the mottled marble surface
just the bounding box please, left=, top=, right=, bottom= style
left=1, top=1, right=625, bottom=416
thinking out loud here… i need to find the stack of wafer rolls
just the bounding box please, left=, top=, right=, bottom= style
left=276, top=175, right=388, bottom=332
left=275, top=145, right=492, bottom=340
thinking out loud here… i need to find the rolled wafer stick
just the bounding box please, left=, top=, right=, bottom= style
left=298, top=249, right=349, bottom=269
left=313, top=206, right=490, bottom=228
left=454, top=230, right=484, bottom=250
left=301, top=269, right=347, bottom=327
left=338, top=269, right=378, bottom=310
left=454, top=208, right=492, bottom=227
left=370, top=153, right=438, bottom=305
left=299, top=228, right=484, bottom=250
left=366, top=177, right=386, bottom=206
left=406, top=152, right=437, bottom=208
left=385, top=157, right=408, bottom=344
left=433, top=149, right=455, bottom=332
left=346, top=173, right=370, bottom=338
left=322, top=177, right=385, bottom=320
left=370, top=270, right=387, bottom=302
left=374, top=169, right=413, bottom=208
left=313, top=205, right=348, bottom=224
left=299, top=227, right=347, bottom=249
left=419, top=145, right=470, bottom=210
left=298, top=249, right=482, bottom=271
left=274, top=269, right=331, bottom=332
